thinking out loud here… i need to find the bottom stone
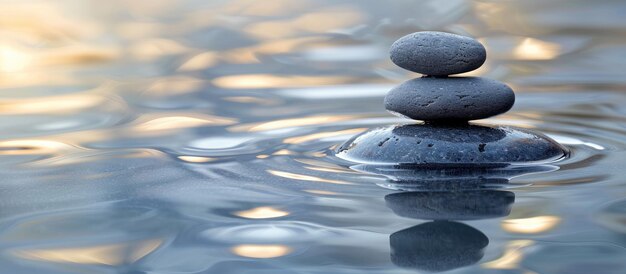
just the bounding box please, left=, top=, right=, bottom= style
left=336, top=123, right=568, bottom=166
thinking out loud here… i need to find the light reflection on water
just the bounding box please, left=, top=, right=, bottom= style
left=11, top=238, right=163, bottom=266
left=0, top=0, right=625, bottom=273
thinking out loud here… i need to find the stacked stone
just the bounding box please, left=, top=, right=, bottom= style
left=336, top=31, right=568, bottom=166
left=384, top=31, right=515, bottom=122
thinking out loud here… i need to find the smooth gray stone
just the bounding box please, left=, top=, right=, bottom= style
left=390, top=31, right=486, bottom=75
left=385, top=190, right=515, bottom=220
left=384, top=77, right=515, bottom=121
left=335, top=123, right=569, bottom=165
left=390, top=221, right=488, bottom=272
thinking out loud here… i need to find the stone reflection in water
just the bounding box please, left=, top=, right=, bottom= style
left=390, top=221, right=488, bottom=272
left=378, top=166, right=533, bottom=272
left=386, top=190, right=515, bottom=221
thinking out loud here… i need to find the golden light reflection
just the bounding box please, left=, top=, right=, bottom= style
left=231, top=244, right=292, bottom=258
left=477, top=115, right=538, bottom=129
left=0, top=43, right=117, bottom=74
left=513, top=38, right=561, bottom=60
left=39, top=45, right=119, bottom=66
left=115, top=150, right=163, bottom=159
left=245, top=20, right=298, bottom=39
left=472, top=2, right=535, bottom=36
left=178, top=52, right=218, bottom=71
left=145, top=76, right=205, bottom=96
left=0, top=93, right=107, bottom=115
left=222, top=0, right=312, bottom=16
left=0, top=140, right=76, bottom=155
left=295, top=158, right=341, bottom=167
left=117, top=22, right=163, bottom=39
left=177, top=156, right=215, bottom=163
left=3, top=34, right=118, bottom=74
left=128, top=39, right=189, bottom=61
left=118, top=0, right=179, bottom=18
left=40, top=130, right=110, bottom=149
left=502, top=216, right=560, bottom=234
left=128, top=239, right=163, bottom=263
left=295, top=158, right=356, bottom=174
left=482, top=240, right=533, bottom=269
left=178, top=9, right=217, bottom=29
left=244, top=7, right=363, bottom=39
left=212, top=74, right=353, bottom=89
left=308, top=151, right=327, bottom=158
left=305, top=166, right=356, bottom=174
left=220, top=48, right=260, bottom=64
left=134, top=115, right=237, bottom=132
left=233, top=206, right=289, bottom=219
left=273, top=149, right=294, bottom=155
left=221, top=37, right=323, bottom=64
left=12, top=239, right=163, bottom=265
left=304, top=189, right=339, bottom=195
left=0, top=45, right=31, bottom=73
left=254, top=37, right=322, bottom=54
left=283, top=128, right=366, bottom=144
left=292, top=8, right=363, bottom=33
left=256, top=154, right=270, bottom=159
left=0, top=71, right=78, bottom=89
left=268, top=170, right=352, bottom=185
left=515, top=112, right=543, bottom=119
left=0, top=3, right=98, bottom=43
left=229, top=115, right=359, bottom=132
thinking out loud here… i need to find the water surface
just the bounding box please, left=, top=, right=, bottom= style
left=0, top=0, right=625, bottom=273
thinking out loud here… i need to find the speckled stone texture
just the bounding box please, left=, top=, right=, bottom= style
left=385, top=190, right=514, bottom=220
left=384, top=77, right=515, bottom=121
left=336, top=123, right=568, bottom=165
left=390, top=31, right=486, bottom=76
left=390, top=221, right=488, bottom=272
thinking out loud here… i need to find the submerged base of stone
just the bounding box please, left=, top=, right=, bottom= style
left=336, top=123, right=569, bottom=166
left=353, top=164, right=556, bottom=185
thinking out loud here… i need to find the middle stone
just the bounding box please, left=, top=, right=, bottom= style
left=384, top=77, right=515, bottom=121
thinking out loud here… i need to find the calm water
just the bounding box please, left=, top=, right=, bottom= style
left=1, top=0, right=625, bottom=273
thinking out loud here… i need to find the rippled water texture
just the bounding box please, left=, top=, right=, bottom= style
left=1, top=0, right=625, bottom=273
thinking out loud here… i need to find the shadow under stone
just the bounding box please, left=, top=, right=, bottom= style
left=356, top=163, right=555, bottom=191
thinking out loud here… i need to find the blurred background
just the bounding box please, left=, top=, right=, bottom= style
left=0, top=0, right=625, bottom=273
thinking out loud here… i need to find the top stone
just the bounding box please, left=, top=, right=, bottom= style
left=390, top=31, right=486, bottom=76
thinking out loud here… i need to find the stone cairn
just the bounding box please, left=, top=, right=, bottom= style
left=333, top=32, right=570, bottom=271
left=336, top=31, right=568, bottom=167
left=334, top=32, right=570, bottom=271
